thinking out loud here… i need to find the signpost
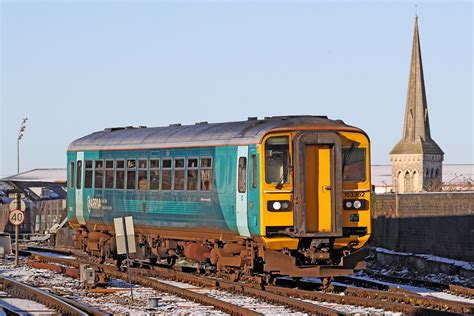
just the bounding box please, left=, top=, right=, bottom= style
left=114, top=216, right=136, bottom=301
left=9, top=194, right=26, bottom=267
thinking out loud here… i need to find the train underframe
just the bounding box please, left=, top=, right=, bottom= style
left=72, top=226, right=367, bottom=284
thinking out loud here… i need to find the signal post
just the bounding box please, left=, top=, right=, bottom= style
left=9, top=194, right=25, bottom=267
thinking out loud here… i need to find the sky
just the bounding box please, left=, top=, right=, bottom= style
left=0, top=0, right=472, bottom=177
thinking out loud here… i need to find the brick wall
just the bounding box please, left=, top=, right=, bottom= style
left=371, top=192, right=474, bottom=262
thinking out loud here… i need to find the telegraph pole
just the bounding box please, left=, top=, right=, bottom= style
left=17, top=118, right=28, bottom=174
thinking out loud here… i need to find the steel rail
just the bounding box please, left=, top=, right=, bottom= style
left=22, top=255, right=261, bottom=316
left=0, top=275, right=108, bottom=316
left=101, top=266, right=261, bottom=316
left=26, top=251, right=474, bottom=315
left=366, top=271, right=474, bottom=299
left=31, top=253, right=344, bottom=315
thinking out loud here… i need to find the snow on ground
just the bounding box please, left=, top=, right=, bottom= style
left=369, top=249, right=474, bottom=287
left=351, top=272, right=474, bottom=305
left=300, top=298, right=403, bottom=316
left=0, top=297, right=55, bottom=315
left=157, top=278, right=305, bottom=316
left=375, top=247, right=474, bottom=271
left=0, top=258, right=223, bottom=315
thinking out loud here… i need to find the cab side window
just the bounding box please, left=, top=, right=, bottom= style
left=238, top=157, right=247, bottom=193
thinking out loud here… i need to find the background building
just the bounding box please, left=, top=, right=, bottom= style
left=390, top=17, right=444, bottom=193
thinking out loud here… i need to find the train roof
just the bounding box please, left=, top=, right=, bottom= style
left=68, top=115, right=364, bottom=151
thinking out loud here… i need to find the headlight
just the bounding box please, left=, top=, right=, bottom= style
left=343, top=199, right=369, bottom=210
left=267, top=200, right=292, bottom=211
left=273, top=201, right=281, bottom=210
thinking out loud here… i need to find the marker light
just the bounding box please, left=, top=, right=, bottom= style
left=353, top=200, right=362, bottom=209
left=272, top=201, right=282, bottom=210
left=281, top=201, right=290, bottom=209
left=345, top=201, right=353, bottom=208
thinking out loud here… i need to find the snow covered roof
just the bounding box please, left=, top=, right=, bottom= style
left=1, top=168, right=66, bottom=184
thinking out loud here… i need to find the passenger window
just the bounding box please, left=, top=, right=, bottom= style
left=174, top=158, right=185, bottom=190
left=115, top=160, right=125, bottom=189
left=187, top=158, right=198, bottom=191
left=200, top=157, right=213, bottom=191
left=127, top=159, right=137, bottom=190
left=105, top=160, right=114, bottom=189
left=94, top=160, right=104, bottom=189
left=162, top=159, right=172, bottom=190
left=252, top=155, right=257, bottom=188
left=69, top=161, right=75, bottom=188
left=238, top=157, right=247, bottom=193
left=138, top=159, right=148, bottom=190
left=85, top=160, right=93, bottom=188
left=150, top=159, right=160, bottom=190
left=76, top=161, right=82, bottom=189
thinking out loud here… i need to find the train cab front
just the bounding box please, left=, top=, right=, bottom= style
left=259, top=129, right=371, bottom=278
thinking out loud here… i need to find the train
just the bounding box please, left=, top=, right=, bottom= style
left=67, top=115, right=371, bottom=282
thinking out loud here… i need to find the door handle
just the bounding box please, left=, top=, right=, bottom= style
left=323, top=186, right=332, bottom=190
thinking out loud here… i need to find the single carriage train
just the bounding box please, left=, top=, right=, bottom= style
left=67, top=115, right=371, bottom=281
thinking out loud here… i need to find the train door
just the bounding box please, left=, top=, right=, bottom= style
left=75, top=152, right=86, bottom=225
left=305, top=145, right=332, bottom=232
left=236, top=146, right=251, bottom=237
left=293, top=132, right=342, bottom=236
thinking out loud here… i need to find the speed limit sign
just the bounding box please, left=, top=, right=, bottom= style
left=9, top=210, right=25, bottom=226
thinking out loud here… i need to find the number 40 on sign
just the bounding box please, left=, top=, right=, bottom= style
left=9, top=210, right=24, bottom=226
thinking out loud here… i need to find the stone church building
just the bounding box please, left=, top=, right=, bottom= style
left=390, top=17, right=444, bottom=193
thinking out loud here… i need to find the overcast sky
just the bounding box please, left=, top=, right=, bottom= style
left=1, top=1, right=472, bottom=177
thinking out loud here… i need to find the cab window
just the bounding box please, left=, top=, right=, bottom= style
left=265, top=136, right=290, bottom=184
left=342, top=147, right=366, bottom=182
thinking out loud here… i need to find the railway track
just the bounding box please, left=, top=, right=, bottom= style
left=0, top=275, right=108, bottom=316
left=23, top=251, right=474, bottom=315
left=365, top=270, right=474, bottom=298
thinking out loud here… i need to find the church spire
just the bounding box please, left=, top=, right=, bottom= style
left=390, top=16, right=443, bottom=155
left=403, top=15, right=431, bottom=142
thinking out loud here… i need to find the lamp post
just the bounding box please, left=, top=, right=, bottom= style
left=17, top=118, right=28, bottom=174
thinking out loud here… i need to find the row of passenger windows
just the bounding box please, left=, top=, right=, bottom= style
left=70, top=157, right=213, bottom=192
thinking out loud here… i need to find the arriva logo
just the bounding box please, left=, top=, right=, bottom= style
left=87, top=197, right=112, bottom=211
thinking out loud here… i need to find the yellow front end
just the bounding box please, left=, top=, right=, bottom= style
left=259, top=130, right=371, bottom=251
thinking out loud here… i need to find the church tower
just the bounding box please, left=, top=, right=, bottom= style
left=390, top=16, right=444, bottom=193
